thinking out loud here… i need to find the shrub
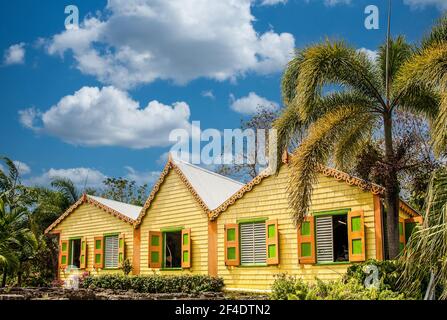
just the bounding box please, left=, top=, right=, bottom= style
left=271, top=271, right=407, bottom=300
left=81, top=274, right=224, bottom=293
left=344, top=259, right=402, bottom=292
left=270, top=274, right=297, bottom=300
left=121, top=259, right=133, bottom=276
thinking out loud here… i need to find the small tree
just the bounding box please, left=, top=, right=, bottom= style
left=121, top=258, right=133, bottom=276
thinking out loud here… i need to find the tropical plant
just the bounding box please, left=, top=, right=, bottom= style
left=50, top=178, right=96, bottom=206
left=399, top=166, right=447, bottom=300
left=0, top=198, right=37, bottom=287
left=270, top=273, right=406, bottom=300
left=0, top=157, right=33, bottom=209
left=101, top=177, right=148, bottom=206
left=395, top=15, right=447, bottom=156
left=275, top=16, right=446, bottom=258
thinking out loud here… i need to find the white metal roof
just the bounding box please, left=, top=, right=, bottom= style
left=172, top=159, right=244, bottom=210
left=87, top=195, right=142, bottom=220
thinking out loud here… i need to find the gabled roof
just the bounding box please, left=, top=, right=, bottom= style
left=134, top=155, right=243, bottom=225
left=173, top=159, right=244, bottom=210
left=44, top=194, right=141, bottom=234
left=88, top=195, right=142, bottom=220
left=208, top=153, right=420, bottom=220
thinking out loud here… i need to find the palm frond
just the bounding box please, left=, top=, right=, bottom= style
left=334, top=114, right=377, bottom=171
left=422, top=14, right=447, bottom=50
left=432, top=91, right=447, bottom=156
left=378, top=35, right=414, bottom=90
left=288, top=104, right=364, bottom=226
left=399, top=167, right=447, bottom=299
left=51, top=178, right=79, bottom=205
left=292, top=41, right=384, bottom=120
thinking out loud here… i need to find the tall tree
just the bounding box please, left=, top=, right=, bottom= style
left=276, top=28, right=443, bottom=258
left=217, top=108, right=281, bottom=182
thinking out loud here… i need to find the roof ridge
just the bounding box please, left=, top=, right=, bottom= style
left=87, top=194, right=142, bottom=209
left=173, top=158, right=244, bottom=186
left=45, top=194, right=135, bottom=234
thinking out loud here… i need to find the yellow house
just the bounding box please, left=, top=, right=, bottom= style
left=135, top=156, right=243, bottom=276
left=207, top=156, right=421, bottom=291
left=45, top=194, right=142, bottom=280
left=46, top=155, right=421, bottom=291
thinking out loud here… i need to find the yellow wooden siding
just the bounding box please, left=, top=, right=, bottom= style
left=139, top=170, right=209, bottom=275
left=217, top=165, right=378, bottom=291
left=57, top=203, right=134, bottom=281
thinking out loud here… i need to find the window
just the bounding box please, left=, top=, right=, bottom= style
left=316, top=213, right=349, bottom=263
left=69, top=238, right=81, bottom=267
left=104, top=235, right=119, bottom=269
left=164, top=231, right=182, bottom=268
left=240, top=222, right=266, bottom=265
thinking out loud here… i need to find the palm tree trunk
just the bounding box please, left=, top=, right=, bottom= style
left=17, top=262, right=23, bottom=287
left=1, top=268, right=7, bottom=287
left=384, top=112, right=400, bottom=259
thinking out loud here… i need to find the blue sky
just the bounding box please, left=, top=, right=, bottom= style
left=0, top=0, right=444, bottom=190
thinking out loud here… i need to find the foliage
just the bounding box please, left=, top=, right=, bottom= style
left=271, top=267, right=407, bottom=300
left=344, top=259, right=404, bottom=293
left=399, top=166, right=447, bottom=299
left=351, top=112, right=441, bottom=211
left=101, top=177, right=148, bottom=206
left=0, top=197, right=37, bottom=287
left=81, top=274, right=224, bottom=293
left=275, top=18, right=445, bottom=258
left=217, top=107, right=282, bottom=182
left=121, top=258, right=133, bottom=276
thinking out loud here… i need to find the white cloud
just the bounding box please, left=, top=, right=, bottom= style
left=13, top=161, right=31, bottom=175
left=24, top=167, right=106, bottom=190
left=3, top=43, right=25, bottom=65
left=259, top=0, right=288, bottom=6
left=304, top=0, right=350, bottom=6
left=230, top=92, right=279, bottom=115
left=323, top=0, right=351, bottom=6
left=201, top=90, right=215, bottom=100
left=24, top=165, right=159, bottom=190
left=0, top=160, right=31, bottom=176
left=403, top=0, right=447, bottom=10
left=124, top=166, right=160, bottom=186
left=357, top=48, right=378, bottom=63
left=19, top=86, right=193, bottom=149
left=46, top=0, right=295, bottom=89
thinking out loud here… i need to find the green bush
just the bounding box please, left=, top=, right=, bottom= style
left=271, top=268, right=408, bottom=300
left=344, top=259, right=402, bottom=292
left=81, top=274, right=224, bottom=293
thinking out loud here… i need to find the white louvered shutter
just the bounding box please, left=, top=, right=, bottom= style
left=104, top=235, right=119, bottom=268
left=240, top=222, right=266, bottom=265
left=316, top=216, right=334, bottom=263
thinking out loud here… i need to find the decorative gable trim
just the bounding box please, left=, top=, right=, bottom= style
left=399, top=200, right=420, bottom=218
left=44, top=194, right=135, bottom=234
left=134, top=155, right=211, bottom=226
left=209, top=154, right=395, bottom=221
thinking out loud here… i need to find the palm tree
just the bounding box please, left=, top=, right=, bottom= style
left=275, top=17, right=446, bottom=258
left=50, top=177, right=97, bottom=206
left=396, top=15, right=447, bottom=156
left=0, top=198, right=37, bottom=287
left=0, top=157, right=33, bottom=209
left=399, top=166, right=447, bottom=299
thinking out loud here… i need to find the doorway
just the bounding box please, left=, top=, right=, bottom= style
left=69, top=238, right=81, bottom=268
